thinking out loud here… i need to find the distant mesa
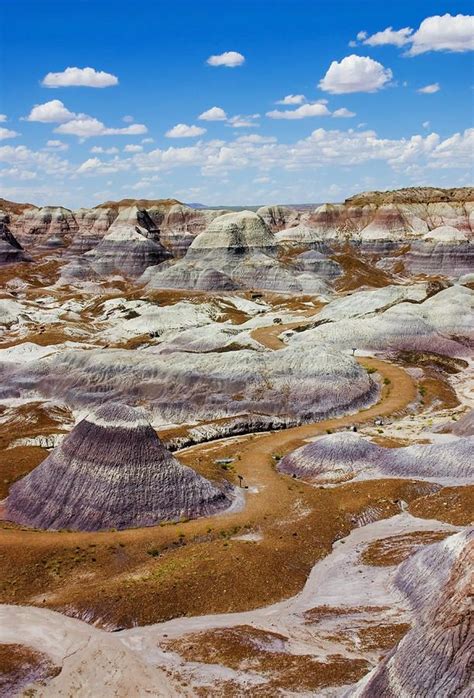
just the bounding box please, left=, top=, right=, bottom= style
left=5, top=402, right=232, bottom=531
left=345, top=186, right=474, bottom=206
left=0, top=186, right=472, bottom=283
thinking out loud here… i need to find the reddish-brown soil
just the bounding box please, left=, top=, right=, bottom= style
left=408, top=485, right=474, bottom=526
left=0, top=347, right=425, bottom=628
left=0, top=643, right=59, bottom=695
left=360, top=531, right=451, bottom=567
left=0, top=402, right=72, bottom=450
left=165, top=625, right=370, bottom=695
left=0, top=446, right=48, bottom=499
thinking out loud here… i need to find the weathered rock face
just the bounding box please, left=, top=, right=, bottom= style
left=358, top=204, right=423, bottom=241
left=275, top=224, right=324, bottom=244
left=0, top=216, right=30, bottom=265
left=12, top=206, right=79, bottom=247
left=278, top=432, right=474, bottom=484
left=289, top=285, right=474, bottom=357
left=188, top=210, right=276, bottom=254
left=348, top=527, right=473, bottom=697
left=159, top=204, right=228, bottom=257
left=294, top=250, right=342, bottom=280
left=256, top=205, right=300, bottom=231
left=406, top=239, right=474, bottom=278
left=299, top=189, right=474, bottom=247
left=305, top=203, right=375, bottom=238
left=70, top=207, right=118, bottom=253
left=5, top=402, right=232, bottom=531
left=1, top=344, right=377, bottom=425
left=84, top=226, right=171, bottom=278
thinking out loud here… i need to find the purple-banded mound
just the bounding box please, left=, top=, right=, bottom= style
left=347, top=527, right=473, bottom=697
left=5, top=402, right=233, bottom=531
left=278, top=432, right=474, bottom=485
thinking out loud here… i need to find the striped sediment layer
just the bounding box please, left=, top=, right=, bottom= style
left=278, top=432, right=474, bottom=485
left=5, top=402, right=232, bottom=531
left=348, top=527, right=473, bottom=697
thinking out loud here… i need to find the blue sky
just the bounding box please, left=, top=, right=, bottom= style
left=0, top=0, right=473, bottom=207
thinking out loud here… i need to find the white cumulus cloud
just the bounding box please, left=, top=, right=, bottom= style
left=206, top=51, right=245, bottom=67
left=165, top=123, right=207, bottom=138
left=276, top=94, right=306, bottom=105
left=417, top=83, right=440, bottom=94
left=227, top=114, right=260, bottom=128
left=42, top=66, right=118, bottom=88
left=0, top=115, right=7, bottom=122
left=408, top=13, right=474, bottom=56
left=235, top=134, right=277, bottom=144
left=25, top=99, right=76, bottom=123
left=0, top=167, right=38, bottom=180
left=362, top=26, right=413, bottom=47
left=319, top=55, right=393, bottom=94
left=0, top=127, right=19, bottom=140
left=356, top=15, right=474, bottom=57
left=199, top=106, right=228, bottom=121
left=124, top=144, right=143, bottom=152
left=267, top=102, right=330, bottom=119
left=55, top=118, right=147, bottom=138
left=45, top=139, right=68, bottom=151
left=332, top=107, right=356, bottom=118
left=76, top=157, right=102, bottom=173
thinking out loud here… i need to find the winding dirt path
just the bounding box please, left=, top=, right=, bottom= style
left=0, top=318, right=418, bottom=630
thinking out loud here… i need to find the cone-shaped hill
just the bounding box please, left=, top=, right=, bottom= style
left=5, top=402, right=233, bottom=531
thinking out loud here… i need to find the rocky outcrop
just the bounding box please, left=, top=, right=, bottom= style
left=12, top=206, right=79, bottom=247
left=0, top=215, right=30, bottom=265
left=256, top=205, right=299, bottom=231
left=188, top=210, right=276, bottom=253
left=1, top=187, right=473, bottom=266
left=297, top=189, right=474, bottom=248
left=278, top=432, right=474, bottom=484
left=288, top=285, right=474, bottom=357
left=142, top=211, right=331, bottom=294
left=70, top=207, right=118, bottom=253
left=156, top=204, right=228, bottom=257
left=275, top=224, right=324, bottom=244
left=406, top=239, right=473, bottom=278
left=294, top=250, right=342, bottom=280
left=63, top=207, right=172, bottom=280
left=5, top=402, right=232, bottom=531
left=0, top=344, right=377, bottom=425
left=348, top=527, right=473, bottom=697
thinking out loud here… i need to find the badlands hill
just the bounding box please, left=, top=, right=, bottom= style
left=0, top=184, right=472, bottom=695
left=349, top=528, right=473, bottom=697
left=6, top=402, right=232, bottom=531
left=0, top=185, right=472, bottom=289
